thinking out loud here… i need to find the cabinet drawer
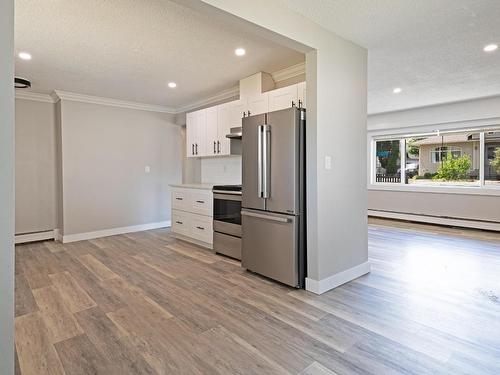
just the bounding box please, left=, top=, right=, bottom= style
left=172, top=210, right=190, bottom=236
left=190, top=190, right=213, bottom=216
left=172, top=189, right=190, bottom=210
left=190, top=215, right=213, bottom=244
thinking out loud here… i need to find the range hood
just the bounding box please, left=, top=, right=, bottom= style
left=226, top=127, right=242, bottom=139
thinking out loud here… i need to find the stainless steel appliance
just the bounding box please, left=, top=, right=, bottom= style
left=241, top=107, right=306, bottom=288
left=213, top=185, right=242, bottom=260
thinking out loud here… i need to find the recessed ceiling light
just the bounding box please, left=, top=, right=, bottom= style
left=168, top=82, right=177, bottom=88
left=483, top=43, right=498, bottom=52
left=393, top=87, right=402, bottom=94
left=235, top=48, right=246, bottom=56
left=18, top=52, right=32, bottom=60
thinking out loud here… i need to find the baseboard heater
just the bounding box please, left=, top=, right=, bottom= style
left=368, top=209, right=500, bottom=232
left=15, top=230, right=56, bottom=244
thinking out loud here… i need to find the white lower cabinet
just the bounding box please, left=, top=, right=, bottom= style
left=171, top=187, right=213, bottom=248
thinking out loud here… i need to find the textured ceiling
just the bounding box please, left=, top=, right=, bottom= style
left=279, top=0, right=500, bottom=113
left=14, top=0, right=304, bottom=108
left=16, top=0, right=500, bottom=113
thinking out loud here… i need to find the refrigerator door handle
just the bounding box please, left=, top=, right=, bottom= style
left=262, top=125, right=270, bottom=199
left=242, top=210, right=291, bottom=223
left=257, top=125, right=263, bottom=197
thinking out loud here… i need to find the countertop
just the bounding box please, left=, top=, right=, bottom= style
left=169, top=183, right=215, bottom=190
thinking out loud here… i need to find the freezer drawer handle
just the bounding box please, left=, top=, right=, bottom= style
left=241, top=211, right=290, bottom=223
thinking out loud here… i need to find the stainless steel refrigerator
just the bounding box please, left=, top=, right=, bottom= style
left=241, top=107, right=306, bottom=288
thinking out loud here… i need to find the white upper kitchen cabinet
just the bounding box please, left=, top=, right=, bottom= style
left=268, top=84, right=298, bottom=112
left=246, top=92, right=269, bottom=117
left=205, top=106, right=218, bottom=156
left=228, top=99, right=247, bottom=129
left=186, top=109, right=207, bottom=157
left=297, top=81, right=306, bottom=108
left=195, top=109, right=207, bottom=157
left=186, top=111, right=196, bottom=157
left=217, top=102, right=232, bottom=156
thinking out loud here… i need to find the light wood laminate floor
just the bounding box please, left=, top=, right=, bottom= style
left=15, top=219, right=500, bottom=374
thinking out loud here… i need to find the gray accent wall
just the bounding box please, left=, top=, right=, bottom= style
left=15, top=99, right=57, bottom=234
left=58, top=100, right=182, bottom=236
left=0, top=0, right=15, bottom=372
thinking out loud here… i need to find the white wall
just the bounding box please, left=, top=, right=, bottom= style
left=368, top=95, right=500, bottom=225
left=58, top=100, right=182, bottom=237
left=194, top=0, right=369, bottom=293
left=201, top=156, right=242, bottom=184
left=0, top=0, right=15, bottom=372
left=15, top=99, right=57, bottom=234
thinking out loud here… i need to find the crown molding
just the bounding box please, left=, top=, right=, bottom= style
left=15, top=91, right=56, bottom=103
left=52, top=90, right=176, bottom=114
left=271, top=62, right=305, bottom=83
left=176, top=85, right=239, bottom=113
left=20, top=62, right=304, bottom=114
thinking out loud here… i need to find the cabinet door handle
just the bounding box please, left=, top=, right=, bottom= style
left=175, top=221, right=183, bottom=225
left=291, top=100, right=296, bottom=107
left=195, top=143, right=198, bottom=155
left=175, top=197, right=183, bottom=200
left=191, top=144, right=194, bottom=155
left=243, top=111, right=246, bottom=118
left=248, top=110, right=251, bottom=116
left=217, top=141, right=220, bottom=154
left=196, top=226, right=205, bottom=230
left=196, top=200, right=205, bottom=204
left=213, top=141, right=216, bottom=154
left=298, top=100, right=302, bottom=108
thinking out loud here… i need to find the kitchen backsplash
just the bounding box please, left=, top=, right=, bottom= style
left=201, top=156, right=242, bottom=184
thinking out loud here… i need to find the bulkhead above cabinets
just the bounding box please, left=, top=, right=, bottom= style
left=186, top=81, right=306, bottom=158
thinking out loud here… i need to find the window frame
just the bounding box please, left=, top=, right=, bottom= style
left=369, top=127, right=500, bottom=196
left=429, top=146, right=462, bottom=163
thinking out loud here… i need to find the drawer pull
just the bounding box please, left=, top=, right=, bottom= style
left=175, top=197, right=183, bottom=200
left=175, top=221, right=183, bottom=225
left=196, top=200, right=205, bottom=204
left=196, top=226, right=205, bottom=230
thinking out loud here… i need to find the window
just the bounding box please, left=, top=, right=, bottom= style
left=430, top=146, right=462, bottom=163
left=485, top=131, right=500, bottom=187
left=373, top=129, right=499, bottom=189
left=375, top=140, right=401, bottom=183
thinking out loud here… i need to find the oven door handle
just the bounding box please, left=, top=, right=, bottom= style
left=213, top=193, right=242, bottom=201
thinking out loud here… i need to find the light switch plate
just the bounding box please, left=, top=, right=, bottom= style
left=325, top=156, right=332, bottom=170
left=145, top=166, right=151, bottom=173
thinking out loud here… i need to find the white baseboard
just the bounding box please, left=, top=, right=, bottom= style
left=62, top=221, right=171, bottom=243
left=54, top=228, right=63, bottom=242
left=368, top=209, right=500, bottom=232
left=306, top=261, right=371, bottom=295
left=15, top=230, right=56, bottom=244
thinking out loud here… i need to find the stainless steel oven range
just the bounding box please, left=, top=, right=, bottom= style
left=212, top=185, right=242, bottom=260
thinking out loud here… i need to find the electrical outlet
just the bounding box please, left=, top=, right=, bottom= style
left=145, top=165, right=151, bottom=173
left=325, top=156, right=332, bottom=170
